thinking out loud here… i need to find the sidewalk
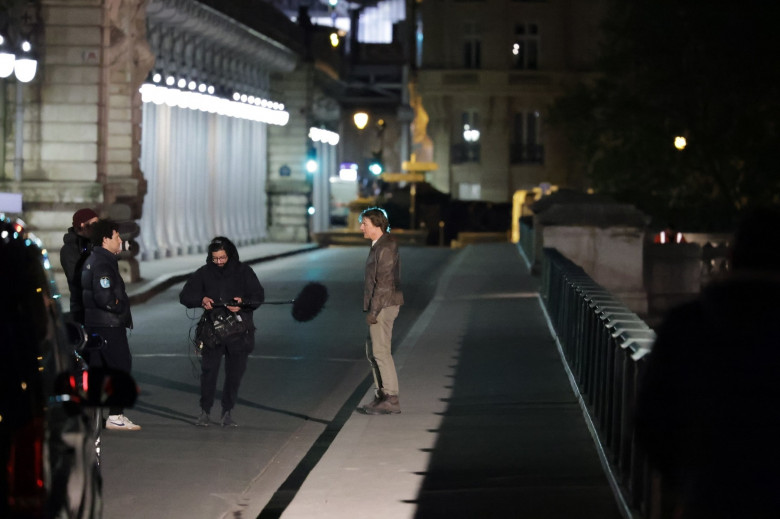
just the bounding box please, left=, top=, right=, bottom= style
left=121, top=241, right=625, bottom=518
left=276, top=243, right=625, bottom=519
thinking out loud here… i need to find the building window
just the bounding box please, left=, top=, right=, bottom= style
left=458, top=183, right=481, bottom=200
left=452, top=111, right=481, bottom=164
left=512, top=23, right=539, bottom=70
left=510, top=111, right=544, bottom=164
left=463, top=22, right=481, bottom=69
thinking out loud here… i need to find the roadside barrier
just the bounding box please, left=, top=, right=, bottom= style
left=540, top=247, right=657, bottom=517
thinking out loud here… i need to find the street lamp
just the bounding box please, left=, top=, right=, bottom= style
left=353, top=111, right=368, bottom=130
left=13, top=40, right=36, bottom=83
left=674, top=136, right=687, bottom=150
left=0, top=35, right=39, bottom=181
left=463, top=124, right=480, bottom=142
left=0, top=35, right=38, bottom=83
left=0, top=35, right=15, bottom=78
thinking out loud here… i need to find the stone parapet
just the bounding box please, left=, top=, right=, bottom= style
left=644, top=242, right=702, bottom=318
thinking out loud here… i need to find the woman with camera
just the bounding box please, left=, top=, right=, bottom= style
left=180, top=237, right=264, bottom=427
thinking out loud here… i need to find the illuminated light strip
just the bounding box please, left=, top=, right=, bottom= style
left=308, top=127, right=340, bottom=146
left=139, top=83, right=289, bottom=126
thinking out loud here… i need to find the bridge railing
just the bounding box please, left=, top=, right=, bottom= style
left=540, top=247, right=658, bottom=517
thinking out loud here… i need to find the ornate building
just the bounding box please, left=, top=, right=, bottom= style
left=415, top=0, right=607, bottom=202
left=1, top=0, right=154, bottom=284
left=0, top=0, right=344, bottom=297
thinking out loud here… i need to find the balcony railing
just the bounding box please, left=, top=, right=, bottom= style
left=451, top=142, right=481, bottom=164
left=510, top=143, right=544, bottom=165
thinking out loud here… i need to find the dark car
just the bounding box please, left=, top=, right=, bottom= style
left=0, top=214, right=137, bottom=518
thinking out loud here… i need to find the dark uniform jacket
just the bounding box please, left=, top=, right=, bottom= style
left=81, top=246, right=132, bottom=329
left=60, top=228, right=92, bottom=322
left=364, top=232, right=404, bottom=318
left=179, top=260, right=265, bottom=333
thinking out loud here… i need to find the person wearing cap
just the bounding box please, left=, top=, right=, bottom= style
left=60, top=208, right=99, bottom=324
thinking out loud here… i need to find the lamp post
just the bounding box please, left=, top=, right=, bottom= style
left=0, top=31, right=38, bottom=182
left=12, top=40, right=37, bottom=182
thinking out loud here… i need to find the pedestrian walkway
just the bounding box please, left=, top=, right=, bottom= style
left=120, top=241, right=624, bottom=518
left=276, top=243, right=624, bottom=519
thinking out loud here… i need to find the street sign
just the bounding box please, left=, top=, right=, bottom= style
left=402, top=161, right=438, bottom=172
left=381, top=173, right=426, bottom=183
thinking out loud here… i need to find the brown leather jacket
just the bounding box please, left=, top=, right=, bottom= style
left=364, top=233, right=404, bottom=317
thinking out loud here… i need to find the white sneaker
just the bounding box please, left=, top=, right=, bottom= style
left=106, top=414, right=141, bottom=431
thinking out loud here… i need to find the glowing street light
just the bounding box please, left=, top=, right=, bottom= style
left=463, top=124, right=480, bottom=142
left=674, top=136, right=687, bottom=150
left=353, top=111, right=369, bottom=130
left=0, top=35, right=15, bottom=78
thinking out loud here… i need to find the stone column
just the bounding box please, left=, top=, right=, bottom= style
left=267, top=67, right=311, bottom=242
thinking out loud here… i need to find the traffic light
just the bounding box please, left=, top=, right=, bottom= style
left=305, top=147, right=318, bottom=174
left=368, top=160, right=383, bottom=176
left=368, top=152, right=383, bottom=176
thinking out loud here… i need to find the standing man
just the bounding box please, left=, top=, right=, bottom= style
left=82, top=219, right=140, bottom=431
left=60, top=208, right=99, bottom=323
left=359, top=207, right=404, bottom=414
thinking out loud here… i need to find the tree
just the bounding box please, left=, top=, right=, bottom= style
left=550, top=0, right=780, bottom=230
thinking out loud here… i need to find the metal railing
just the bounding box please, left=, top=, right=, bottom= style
left=509, top=143, right=545, bottom=165
left=541, top=247, right=657, bottom=517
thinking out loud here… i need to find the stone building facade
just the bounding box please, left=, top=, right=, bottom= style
left=415, top=0, right=607, bottom=202
left=1, top=0, right=153, bottom=286
left=1, top=0, right=341, bottom=297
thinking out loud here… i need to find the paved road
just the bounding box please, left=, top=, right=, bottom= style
left=100, top=246, right=457, bottom=519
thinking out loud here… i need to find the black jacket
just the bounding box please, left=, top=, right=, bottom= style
left=60, top=228, right=92, bottom=321
left=81, top=246, right=132, bottom=329
left=179, top=260, right=264, bottom=332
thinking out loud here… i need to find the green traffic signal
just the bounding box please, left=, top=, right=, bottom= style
left=368, top=160, right=383, bottom=176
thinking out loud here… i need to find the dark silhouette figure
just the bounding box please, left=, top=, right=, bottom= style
left=636, top=207, right=780, bottom=518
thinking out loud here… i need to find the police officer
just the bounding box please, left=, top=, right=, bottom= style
left=82, top=219, right=140, bottom=431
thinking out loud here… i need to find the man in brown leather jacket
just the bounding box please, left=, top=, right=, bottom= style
left=359, top=207, right=404, bottom=414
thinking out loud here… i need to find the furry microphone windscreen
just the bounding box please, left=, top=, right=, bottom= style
left=291, top=282, right=328, bottom=322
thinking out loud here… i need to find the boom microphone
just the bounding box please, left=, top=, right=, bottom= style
left=213, top=282, right=328, bottom=322
left=290, top=282, right=328, bottom=322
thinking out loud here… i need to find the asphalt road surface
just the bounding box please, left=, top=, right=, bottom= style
left=100, top=245, right=456, bottom=519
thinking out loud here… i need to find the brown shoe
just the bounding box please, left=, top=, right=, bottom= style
left=362, top=389, right=385, bottom=410
left=364, top=394, right=400, bottom=415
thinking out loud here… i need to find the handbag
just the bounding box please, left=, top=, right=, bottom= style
left=196, top=306, right=247, bottom=349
